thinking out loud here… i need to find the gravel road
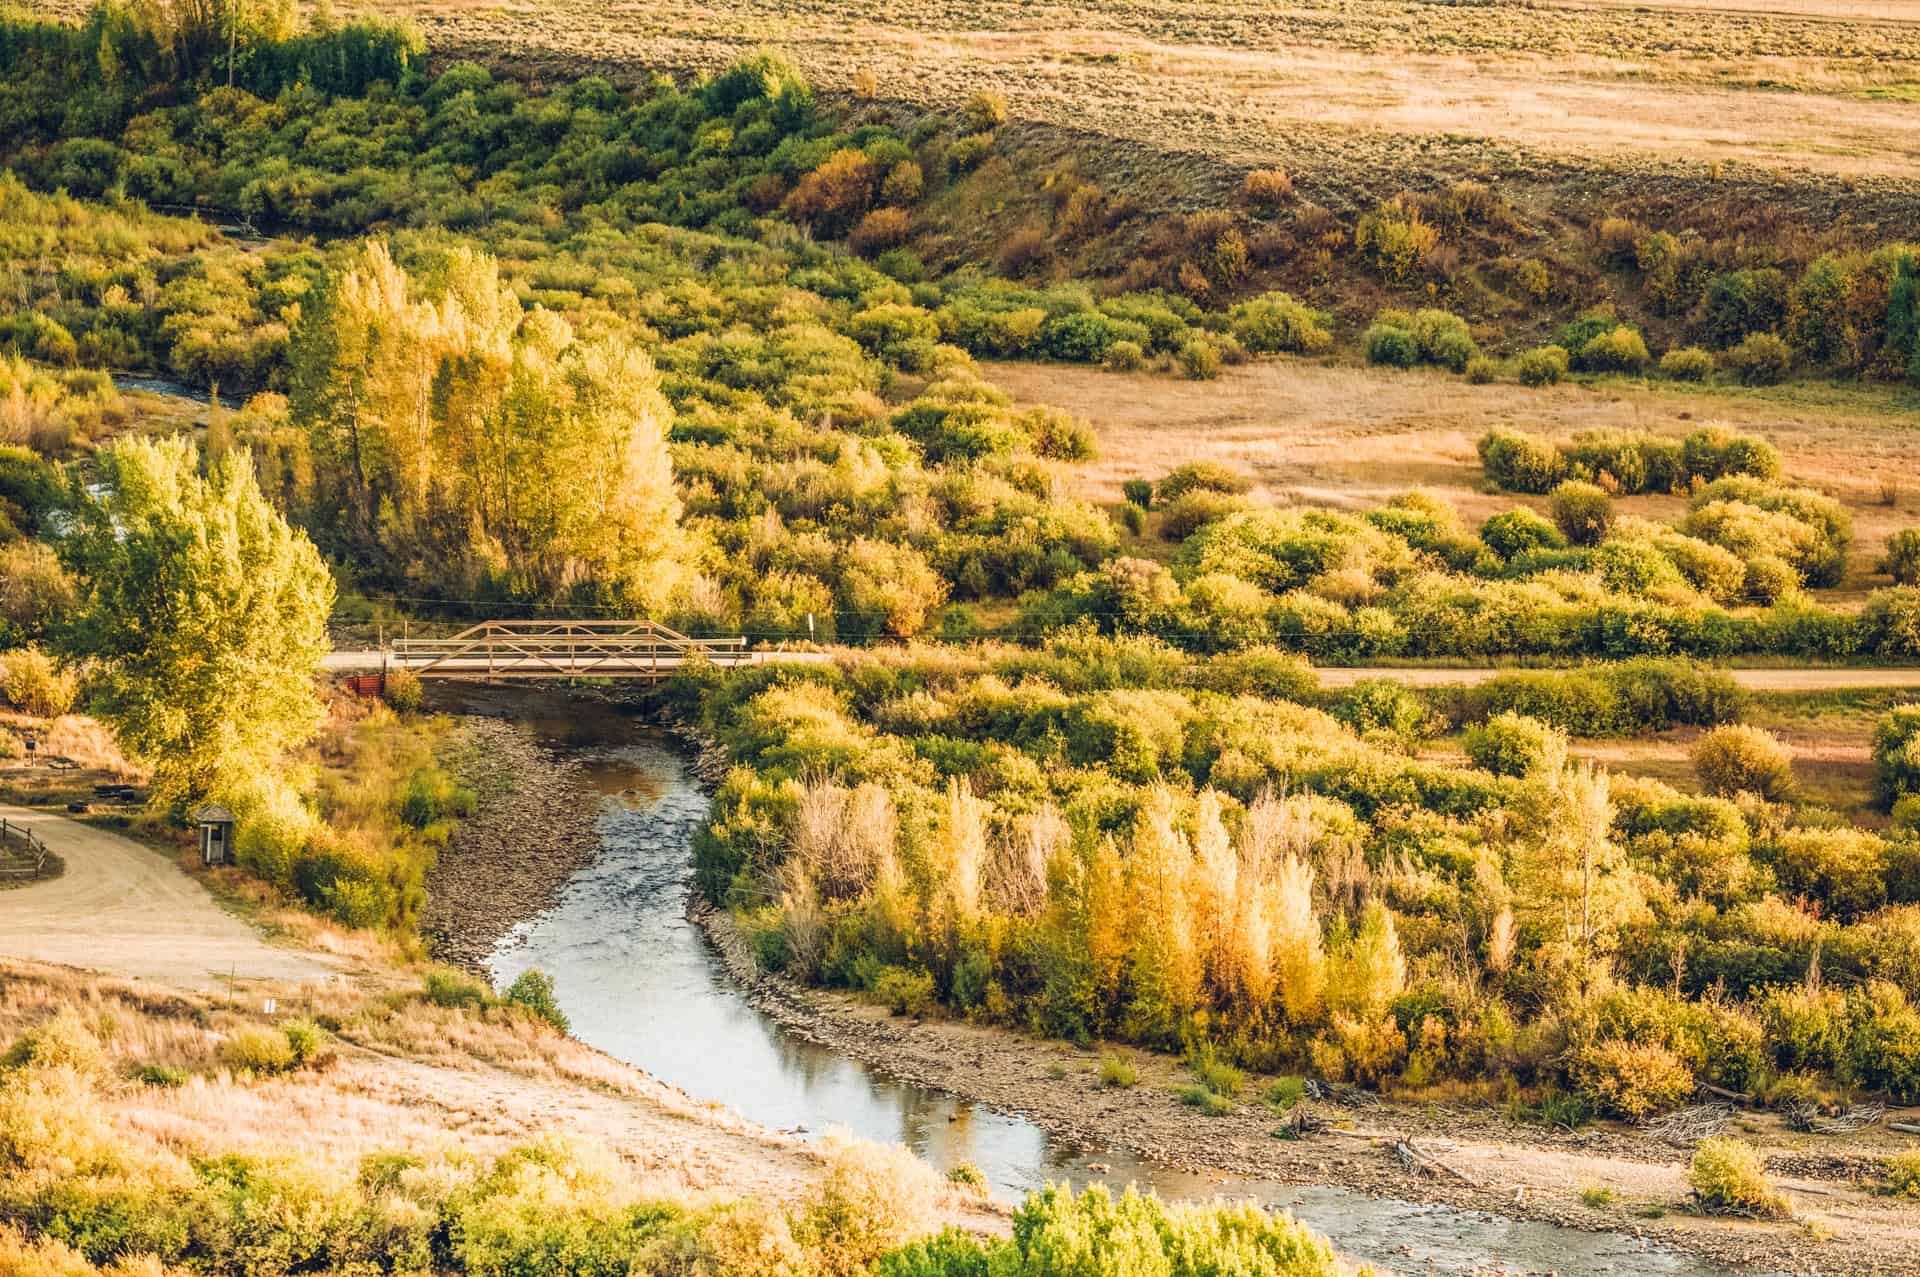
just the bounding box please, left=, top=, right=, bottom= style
left=0, top=803, right=338, bottom=991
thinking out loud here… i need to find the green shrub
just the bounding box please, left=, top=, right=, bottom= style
left=1177, top=1083, right=1235, bottom=1115
left=1874, top=705, right=1920, bottom=806
left=1158, top=489, right=1253, bottom=541
left=1478, top=429, right=1565, bottom=493
left=1097, top=1056, right=1138, bottom=1088
left=1883, top=528, right=1920, bottom=586
left=1576, top=326, right=1650, bottom=373
left=1228, top=292, right=1332, bottom=354
left=1186, top=1043, right=1244, bottom=1097
left=1515, top=344, right=1569, bottom=386
left=1464, top=355, right=1498, bottom=384
left=1408, top=309, right=1478, bottom=373
left=1660, top=346, right=1714, bottom=381
left=1464, top=712, right=1558, bottom=778
left=222, top=1025, right=297, bottom=1075
left=1178, top=339, right=1221, bottom=380
left=1263, top=1076, right=1307, bottom=1111
left=1122, top=479, right=1154, bottom=509
left=1480, top=507, right=1566, bottom=558
left=504, top=968, right=570, bottom=1033
left=1680, top=426, right=1782, bottom=483
left=280, top=1018, right=328, bottom=1066
left=871, top=965, right=935, bottom=1015
left=1, top=1009, right=105, bottom=1073
left=1688, top=1137, right=1790, bottom=1218
left=1159, top=461, right=1251, bottom=502
left=1692, top=725, right=1794, bottom=800
left=1724, top=332, right=1792, bottom=385
left=423, top=969, right=494, bottom=1010
left=1770, top=826, right=1888, bottom=920
left=1864, top=586, right=1920, bottom=659
left=1104, top=339, right=1145, bottom=372
left=1334, top=679, right=1431, bottom=742
left=1363, top=322, right=1419, bottom=368
left=1549, top=480, right=1613, bottom=546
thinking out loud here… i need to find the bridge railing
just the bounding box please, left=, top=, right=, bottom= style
left=387, top=619, right=751, bottom=680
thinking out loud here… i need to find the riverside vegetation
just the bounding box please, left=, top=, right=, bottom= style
left=1, top=2, right=1919, bottom=1271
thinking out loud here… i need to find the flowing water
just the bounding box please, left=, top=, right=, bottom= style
left=470, top=696, right=1746, bottom=1277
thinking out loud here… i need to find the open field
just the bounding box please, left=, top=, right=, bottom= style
left=163, top=0, right=1920, bottom=200
left=983, top=356, right=1920, bottom=593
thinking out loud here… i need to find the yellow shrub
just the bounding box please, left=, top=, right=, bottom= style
left=1571, top=1038, right=1693, bottom=1120
left=1688, top=1136, right=1790, bottom=1218
left=793, top=1131, right=941, bottom=1276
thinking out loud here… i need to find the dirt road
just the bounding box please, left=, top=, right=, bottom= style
left=1312, top=666, right=1920, bottom=690
left=0, top=804, right=338, bottom=990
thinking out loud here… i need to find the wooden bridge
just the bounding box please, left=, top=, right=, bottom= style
left=379, top=620, right=764, bottom=682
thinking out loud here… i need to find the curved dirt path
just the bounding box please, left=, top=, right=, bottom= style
left=0, top=804, right=337, bottom=991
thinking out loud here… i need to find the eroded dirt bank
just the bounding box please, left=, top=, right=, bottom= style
left=693, top=905, right=1920, bottom=1275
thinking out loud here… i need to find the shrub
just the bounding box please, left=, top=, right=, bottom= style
left=1242, top=168, right=1293, bottom=208
left=1886, top=1149, right=1920, bottom=1198
left=1724, top=332, right=1792, bottom=385
left=504, top=968, right=570, bottom=1033
left=1693, top=725, right=1793, bottom=800
left=1263, top=1076, right=1307, bottom=1111
left=1355, top=198, right=1438, bottom=283
left=1177, top=339, right=1221, bottom=380
left=961, top=90, right=1008, bottom=133
left=383, top=667, right=423, bottom=713
left=1515, top=345, right=1569, bottom=386
left=1549, top=480, right=1612, bottom=546
left=1464, top=712, right=1558, bottom=778
left=1576, top=326, right=1650, bottom=373
left=1865, top=587, right=1920, bottom=659
left=851, top=207, right=913, bottom=256
left=424, top=969, right=494, bottom=1010
left=1229, top=292, right=1331, bottom=355
left=1873, top=705, right=1920, bottom=806
left=0, top=645, right=77, bottom=717
left=1409, top=309, right=1478, bottom=373
left=1661, top=346, right=1714, bottom=381
left=1480, top=507, right=1565, bottom=558
left=1571, top=1038, right=1693, bottom=1119
left=1883, top=528, right=1920, bottom=586
left=1097, top=1056, right=1138, bottom=1088
left=797, top=1130, right=942, bottom=1273
left=222, top=1025, right=297, bottom=1075
left=1363, top=321, right=1419, bottom=368
left=1771, top=826, right=1888, bottom=919
left=1104, top=339, right=1145, bottom=372
left=1478, top=429, right=1565, bottom=493
left=1122, top=479, right=1154, bottom=509
left=1334, top=679, right=1430, bottom=742
left=1159, top=461, right=1250, bottom=502
left=1159, top=490, right=1253, bottom=540
left=1689, top=1137, right=1790, bottom=1218
left=1464, top=356, right=1498, bottom=384
left=1680, top=426, right=1782, bottom=483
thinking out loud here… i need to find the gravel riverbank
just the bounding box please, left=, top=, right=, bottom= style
left=424, top=715, right=600, bottom=970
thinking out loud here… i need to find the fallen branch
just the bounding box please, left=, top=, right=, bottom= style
left=1696, top=1082, right=1753, bottom=1105
left=1644, top=1103, right=1733, bottom=1147
left=1784, top=1101, right=1885, bottom=1135
left=1393, top=1138, right=1481, bottom=1187
left=1889, top=1121, right=1920, bottom=1136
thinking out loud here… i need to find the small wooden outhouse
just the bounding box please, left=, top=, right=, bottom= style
left=193, top=803, right=235, bottom=867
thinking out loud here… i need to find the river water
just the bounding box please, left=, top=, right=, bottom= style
left=472, top=699, right=1746, bottom=1277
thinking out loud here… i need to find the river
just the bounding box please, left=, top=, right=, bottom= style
left=471, top=699, right=1747, bottom=1277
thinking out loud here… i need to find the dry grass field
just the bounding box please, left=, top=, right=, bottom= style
left=241, top=0, right=1920, bottom=201
left=983, top=356, right=1920, bottom=592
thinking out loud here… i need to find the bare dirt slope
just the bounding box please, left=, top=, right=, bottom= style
left=0, top=804, right=339, bottom=990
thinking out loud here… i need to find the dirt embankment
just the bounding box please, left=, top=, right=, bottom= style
left=424, top=716, right=599, bottom=969
left=693, top=905, right=1920, bottom=1275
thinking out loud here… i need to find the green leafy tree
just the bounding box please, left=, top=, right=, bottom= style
left=64, top=436, right=333, bottom=807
